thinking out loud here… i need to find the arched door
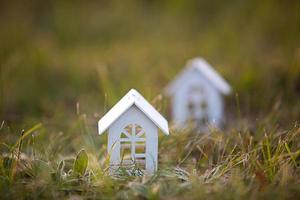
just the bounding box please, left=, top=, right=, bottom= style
left=120, top=123, right=146, bottom=170
left=187, top=85, right=209, bottom=128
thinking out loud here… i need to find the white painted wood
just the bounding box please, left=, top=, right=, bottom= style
left=98, top=89, right=169, bottom=175
left=98, top=89, right=169, bottom=135
left=165, top=57, right=231, bottom=131
left=107, top=106, right=159, bottom=175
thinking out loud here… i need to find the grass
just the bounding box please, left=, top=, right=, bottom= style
left=1, top=0, right=300, bottom=199
left=0, top=119, right=299, bottom=199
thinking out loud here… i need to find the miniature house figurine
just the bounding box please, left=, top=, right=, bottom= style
left=165, top=58, right=232, bottom=131
left=98, top=89, right=169, bottom=175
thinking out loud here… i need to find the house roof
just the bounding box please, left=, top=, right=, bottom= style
left=98, top=89, right=169, bottom=135
left=165, top=58, right=232, bottom=95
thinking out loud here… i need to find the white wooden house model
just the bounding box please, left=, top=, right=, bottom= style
left=165, top=58, right=232, bottom=131
left=98, top=89, right=169, bottom=175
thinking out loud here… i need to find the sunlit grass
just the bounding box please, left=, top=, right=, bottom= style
left=1, top=0, right=300, bottom=199
left=0, top=116, right=299, bottom=199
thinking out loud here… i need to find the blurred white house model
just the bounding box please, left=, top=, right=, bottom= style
left=165, top=58, right=232, bottom=131
left=98, top=89, right=169, bottom=175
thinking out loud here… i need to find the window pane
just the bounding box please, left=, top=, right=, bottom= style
left=135, top=124, right=143, bottom=134
left=135, top=142, right=146, bottom=154
left=124, top=124, right=133, bottom=135
left=120, top=132, right=129, bottom=138
left=120, top=142, right=131, bottom=161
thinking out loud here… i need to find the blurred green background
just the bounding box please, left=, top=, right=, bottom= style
left=1, top=1, right=300, bottom=199
left=1, top=0, right=300, bottom=128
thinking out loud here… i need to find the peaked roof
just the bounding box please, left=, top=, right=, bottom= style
left=98, top=89, right=169, bottom=135
left=165, top=58, right=232, bottom=95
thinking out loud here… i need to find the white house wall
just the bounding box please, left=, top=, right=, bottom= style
left=172, top=71, right=224, bottom=130
left=172, top=88, right=188, bottom=128
left=207, top=85, right=223, bottom=127
left=108, top=105, right=158, bottom=174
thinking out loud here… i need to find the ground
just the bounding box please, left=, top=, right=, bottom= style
left=0, top=0, right=300, bottom=199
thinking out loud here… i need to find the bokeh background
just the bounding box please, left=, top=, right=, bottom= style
left=1, top=1, right=300, bottom=199
left=1, top=0, right=300, bottom=145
